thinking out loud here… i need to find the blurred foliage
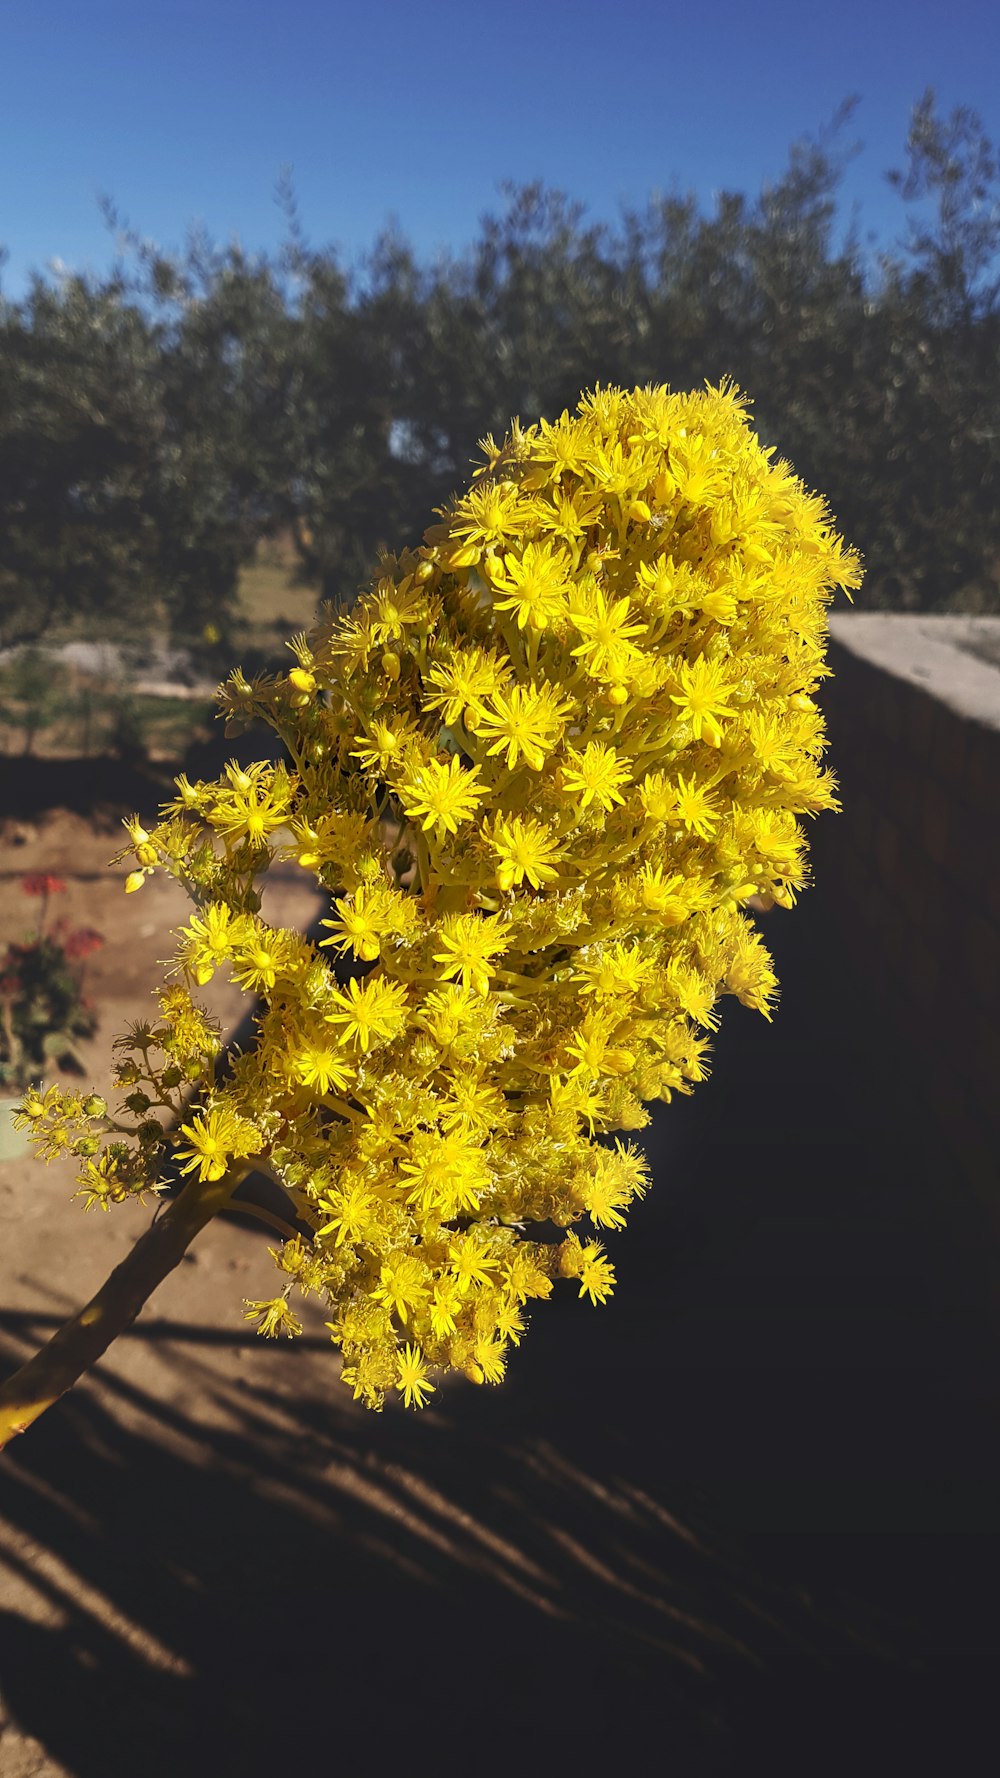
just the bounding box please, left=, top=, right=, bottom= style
left=1, top=87, right=998, bottom=645
left=0, top=932, right=99, bottom=1092
left=0, top=647, right=214, bottom=759
left=0, top=879, right=102, bottom=1093
left=0, top=648, right=70, bottom=753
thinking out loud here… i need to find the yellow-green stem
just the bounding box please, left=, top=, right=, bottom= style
left=0, top=1161, right=249, bottom=1451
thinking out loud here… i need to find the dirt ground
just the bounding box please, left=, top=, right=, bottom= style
left=2, top=771, right=1000, bottom=1775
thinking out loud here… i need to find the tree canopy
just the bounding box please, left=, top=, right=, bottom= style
left=1, top=88, right=997, bottom=651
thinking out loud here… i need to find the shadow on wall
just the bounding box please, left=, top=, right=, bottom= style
left=819, top=615, right=1000, bottom=1206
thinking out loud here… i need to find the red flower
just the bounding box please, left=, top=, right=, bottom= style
left=21, top=873, right=67, bottom=897
left=63, top=927, right=105, bottom=961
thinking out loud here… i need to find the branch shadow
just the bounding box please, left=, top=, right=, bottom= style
left=0, top=1304, right=948, bottom=1778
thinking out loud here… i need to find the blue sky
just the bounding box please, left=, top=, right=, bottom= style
left=2, top=0, right=997, bottom=296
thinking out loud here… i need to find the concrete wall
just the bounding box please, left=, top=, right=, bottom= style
left=816, top=615, right=1000, bottom=1207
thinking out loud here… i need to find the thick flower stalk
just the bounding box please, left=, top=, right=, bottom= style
left=9, top=382, right=862, bottom=1424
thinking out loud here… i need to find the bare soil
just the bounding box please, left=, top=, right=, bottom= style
left=2, top=769, right=1000, bottom=1775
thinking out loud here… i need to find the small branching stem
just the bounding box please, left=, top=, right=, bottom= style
left=221, top=1197, right=303, bottom=1241
left=0, top=1161, right=251, bottom=1451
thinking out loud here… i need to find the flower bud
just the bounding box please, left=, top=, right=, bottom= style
left=447, top=543, right=480, bottom=569
left=557, top=1240, right=584, bottom=1279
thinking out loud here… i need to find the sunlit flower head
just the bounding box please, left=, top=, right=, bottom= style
left=32, top=381, right=861, bottom=1414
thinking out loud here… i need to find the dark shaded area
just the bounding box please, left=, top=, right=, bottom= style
left=2, top=825, right=1000, bottom=1771
left=0, top=726, right=283, bottom=826
left=0, top=754, right=175, bottom=827
left=820, top=634, right=1000, bottom=1201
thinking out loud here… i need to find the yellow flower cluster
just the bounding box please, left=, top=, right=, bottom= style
left=19, top=381, right=861, bottom=1410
